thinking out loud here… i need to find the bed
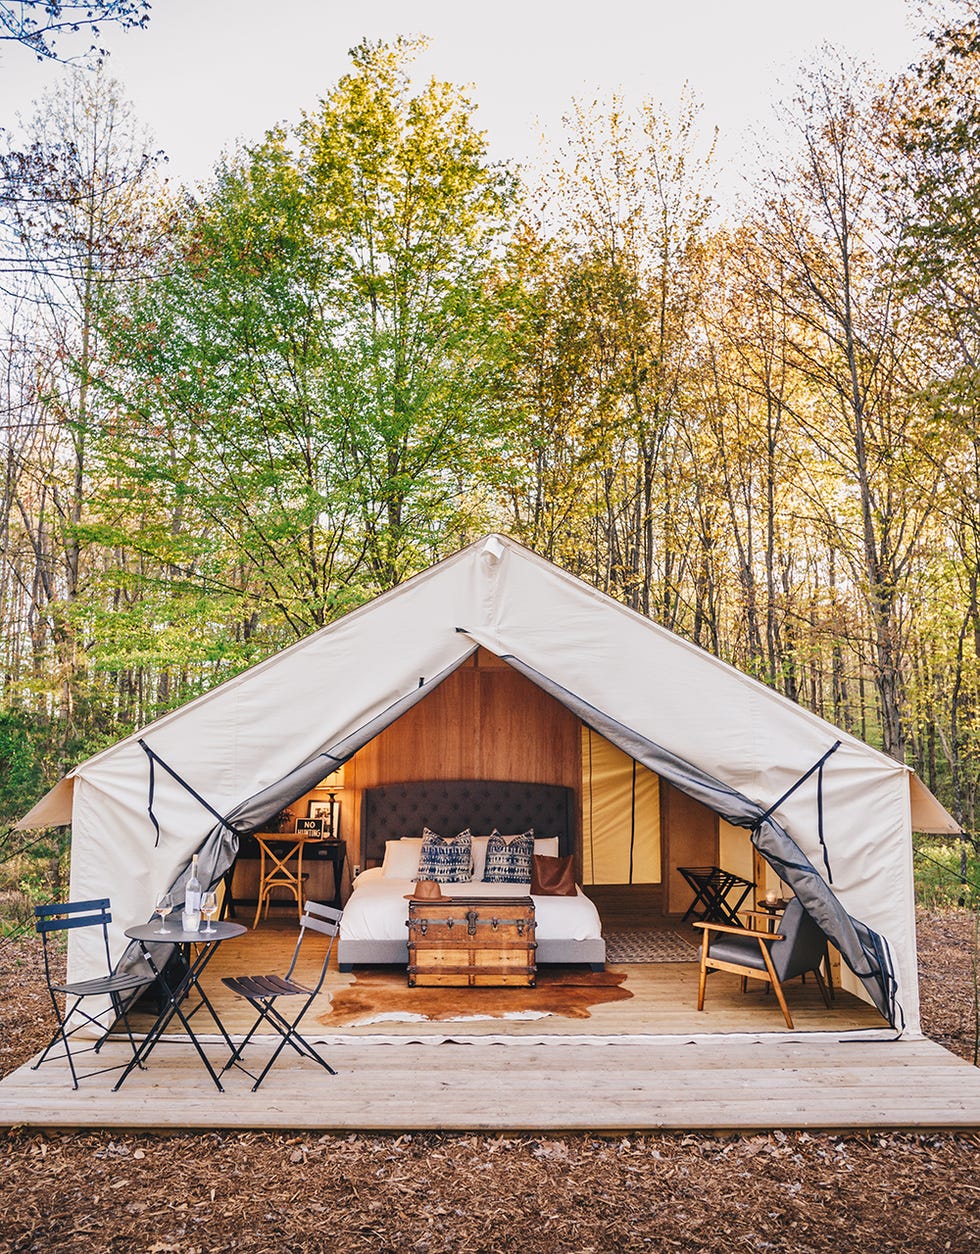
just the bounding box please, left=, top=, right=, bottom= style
left=337, top=780, right=606, bottom=970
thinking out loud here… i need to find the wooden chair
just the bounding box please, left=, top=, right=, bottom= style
left=252, top=834, right=309, bottom=927
left=222, top=900, right=341, bottom=1090
left=32, top=899, right=153, bottom=1089
left=695, top=897, right=832, bottom=1029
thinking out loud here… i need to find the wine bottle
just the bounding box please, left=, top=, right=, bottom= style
left=185, top=853, right=202, bottom=915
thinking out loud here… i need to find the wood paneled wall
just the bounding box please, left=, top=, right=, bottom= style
left=660, top=781, right=719, bottom=913
left=343, top=649, right=582, bottom=859
left=298, top=649, right=727, bottom=911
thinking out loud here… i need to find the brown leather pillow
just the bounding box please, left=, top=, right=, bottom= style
left=531, top=853, right=577, bottom=896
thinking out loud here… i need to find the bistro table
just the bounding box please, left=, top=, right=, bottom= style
left=113, top=919, right=246, bottom=1092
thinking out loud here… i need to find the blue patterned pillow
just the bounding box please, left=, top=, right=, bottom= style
left=417, top=827, right=473, bottom=882
left=482, top=829, right=535, bottom=883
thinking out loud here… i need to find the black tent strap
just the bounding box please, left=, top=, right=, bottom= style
left=816, top=757, right=831, bottom=882
left=139, top=740, right=245, bottom=847
left=755, top=740, right=841, bottom=884
left=914, top=845, right=980, bottom=895
left=751, top=837, right=881, bottom=980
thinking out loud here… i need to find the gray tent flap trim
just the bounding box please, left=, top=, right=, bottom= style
left=114, top=651, right=478, bottom=988
left=211, top=647, right=479, bottom=845
left=114, top=654, right=476, bottom=985
left=496, top=649, right=901, bottom=1028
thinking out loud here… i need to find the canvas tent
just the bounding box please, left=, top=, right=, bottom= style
left=19, top=533, right=958, bottom=1034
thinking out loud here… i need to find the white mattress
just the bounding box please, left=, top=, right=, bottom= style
left=341, top=867, right=603, bottom=943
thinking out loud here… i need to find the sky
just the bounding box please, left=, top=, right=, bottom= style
left=0, top=0, right=930, bottom=195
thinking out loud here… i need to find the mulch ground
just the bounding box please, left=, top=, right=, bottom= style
left=1, top=911, right=979, bottom=1253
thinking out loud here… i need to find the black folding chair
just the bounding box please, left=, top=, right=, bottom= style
left=33, top=899, right=153, bottom=1089
left=222, top=901, right=341, bottom=1091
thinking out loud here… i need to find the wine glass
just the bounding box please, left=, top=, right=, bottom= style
left=200, top=890, right=218, bottom=935
left=154, top=890, right=173, bottom=934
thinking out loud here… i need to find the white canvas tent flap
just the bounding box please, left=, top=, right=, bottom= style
left=21, top=534, right=956, bottom=1034
left=15, top=775, right=75, bottom=829
left=909, top=773, right=961, bottom=834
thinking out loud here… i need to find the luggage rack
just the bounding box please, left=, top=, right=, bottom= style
left=678, top=865, right=754, bottom=927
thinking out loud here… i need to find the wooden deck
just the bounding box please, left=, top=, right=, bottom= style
left=3, top=922, right=980, bottom=1131
left=3, top=1036, right=978, bottom=1132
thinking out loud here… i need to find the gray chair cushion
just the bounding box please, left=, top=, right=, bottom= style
left=707, top=936, right=770, bottom=971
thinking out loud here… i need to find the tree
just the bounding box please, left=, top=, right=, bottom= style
left=504, top=92, right=715, bottom=617
left=95, top=37, right=516, bottom=648
left=750, top=56, right=940, bottom=760
left=0, top=68, right=167, bottom=757
left=894, top=5, right=980, bottom=828
left=0, top=1, right=149, bottom=63
left=299, top=37, right=517, bottom=586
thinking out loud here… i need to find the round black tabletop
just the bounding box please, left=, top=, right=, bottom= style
left=126, top=920, right=247, bottom=944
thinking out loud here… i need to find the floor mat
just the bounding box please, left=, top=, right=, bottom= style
left=319, top=967, right=632, bottom=1027
left=603, top=929, right=698, bottom=963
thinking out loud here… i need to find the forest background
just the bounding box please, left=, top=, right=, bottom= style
left=2, top=2, right=980, bottom=907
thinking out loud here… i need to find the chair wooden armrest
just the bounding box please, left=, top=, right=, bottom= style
left=692, top=920, right=784, bottom=941
left=740, top=909, right=784, bottom=923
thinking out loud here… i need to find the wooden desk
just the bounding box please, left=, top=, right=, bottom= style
left=225, top=835, right=346, bottom=921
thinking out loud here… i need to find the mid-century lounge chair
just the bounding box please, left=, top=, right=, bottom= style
left=222, top=900, right=341, bottom=1091
left=33, top=899, right=153, bottom=1089
left=695, top=897, right=832, bottom=1029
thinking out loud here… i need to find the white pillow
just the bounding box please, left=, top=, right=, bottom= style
left=471, top=835, right=490, bottom=881
left=534, top=837, right=559, bottom=859
left=381, top=838, right=423, bottom=879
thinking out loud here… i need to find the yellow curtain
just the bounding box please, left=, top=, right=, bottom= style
left=581, top=727, right=661, bottom=884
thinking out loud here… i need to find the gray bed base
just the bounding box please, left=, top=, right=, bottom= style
left=340, top=778, right=606, bottom=971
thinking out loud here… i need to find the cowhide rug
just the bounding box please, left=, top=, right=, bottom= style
left=319, top=967, right=632, bottom=1027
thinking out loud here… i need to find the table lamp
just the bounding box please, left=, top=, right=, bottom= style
left=322, top=767, right=344, bottom=840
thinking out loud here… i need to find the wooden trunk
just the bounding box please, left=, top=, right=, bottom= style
left=406, top=896, right=537, bottom=987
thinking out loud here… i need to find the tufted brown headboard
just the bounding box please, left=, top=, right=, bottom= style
left=360, top=779, right=575, bottom=866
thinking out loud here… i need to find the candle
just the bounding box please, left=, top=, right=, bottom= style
left=765, top=889, right=777, bottom=905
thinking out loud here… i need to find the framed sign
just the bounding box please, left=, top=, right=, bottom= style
left=307, top=798, right=341, bottom=839
left=295, top=816, right=324, bottom=835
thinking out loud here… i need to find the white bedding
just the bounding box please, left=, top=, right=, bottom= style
left=342, top=867, right=603, bottom=943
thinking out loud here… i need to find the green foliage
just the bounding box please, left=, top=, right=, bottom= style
left=94, top=35, right=518, bottom=655
left=0, top=852, right=67, bottom=936
left=0, top=712, right=43, bottom=828
left=914, top=838, right=980, bottom=909
left=7, top=18, right=980, bottom=847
